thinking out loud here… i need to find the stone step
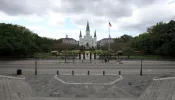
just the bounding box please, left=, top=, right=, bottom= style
left=0, top=75, right=33, bottom=100
left=152, top=80, right=171, bottom=100
left=156, top=80, right=173, bottom=100
left=0, top=77, right=5, bottom=100
left=16, top=79, right=28, bottom=98
left=10, top=79, right=21, bottom=100
left=165, top=80, right=175, bottom=100
left=137, top=80, right=163, bottom=100
left=12, top=79, right=24, bottom=98
left=3, top=78, right=11, bottom=100
left=21, top=80, right=32, bottom=98
left=6, top=78, right=16, bottom=100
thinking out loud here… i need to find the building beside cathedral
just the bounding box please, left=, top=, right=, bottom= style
left=79, top=21, right=97, bottom=49
left=60, top=35, right=78, bottom=45
left=97, top=34, right=114, bottom=46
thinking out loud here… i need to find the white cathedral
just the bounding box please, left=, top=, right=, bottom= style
left=79, top=21, right=97, bottom=49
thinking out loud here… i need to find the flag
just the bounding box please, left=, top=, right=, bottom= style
left=109, top=22, right=112, bottom=27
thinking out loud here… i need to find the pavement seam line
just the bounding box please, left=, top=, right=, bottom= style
left=153, top=76, right=175, bottom=81
left=0, top=75, right=25, bottom=80
left=54, top=75, right=123, bottom=85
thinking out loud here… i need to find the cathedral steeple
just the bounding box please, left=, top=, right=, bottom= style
left=86, top=21, right=90, bottom=32
left=94, top=30, right=96, bottom=37
left=79, top=30, right=82, bottom=37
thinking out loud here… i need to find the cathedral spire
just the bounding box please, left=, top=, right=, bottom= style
left=94, top=30, right=96, bottom=37
left=86, top=21, right=90, bottom=32
left=79, top=30, right=82, bottom=37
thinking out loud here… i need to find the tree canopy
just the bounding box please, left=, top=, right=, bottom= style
left=131, top=20, right=175, bottom=57
left=1, top=20, right=175, bottom=57
left=0, top=23, right=40, bottom=57
left=0, top=23, right=61, bottom=57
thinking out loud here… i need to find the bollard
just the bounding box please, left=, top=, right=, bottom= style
left=82, top=60, right=83, bottom=62
left=119, top=71, right=121, bottom=75
left=87, top=71, right=90, bottom=75
left=72, top=70, right=74, bottom=75
left=17, top=69, right=22, bottom=75
left=57, top=70, right=59, bottom=75
left=103, top=71, right=105, bottom=75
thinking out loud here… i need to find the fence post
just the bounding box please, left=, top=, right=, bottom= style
left=72, top=70, right=74, bottom=75
left=87, top=71, right=90, bottom=75
left=57, top=70, right=59, bottom=75
left=119, top=71, right=121, bottom=75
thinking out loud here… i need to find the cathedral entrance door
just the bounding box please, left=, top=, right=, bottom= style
left=86, top=43, right=89, bottom=49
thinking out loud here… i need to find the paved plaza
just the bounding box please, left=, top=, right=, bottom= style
left=0, top=59, right=175, bottom=75
left=0, top=59, right=175, bottom=100
left=24, top=74, right=152, bottom=98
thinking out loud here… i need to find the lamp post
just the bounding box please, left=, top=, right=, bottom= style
left=134, top=50, right=145, bottom=76
left=35, top=58, right=37, bottom=75
left=140, top=55, right=143, bottom=76
left=64, top=52, right=66, bottom=62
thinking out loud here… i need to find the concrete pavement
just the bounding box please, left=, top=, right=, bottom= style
left=0, top=60, right=175, bottom=75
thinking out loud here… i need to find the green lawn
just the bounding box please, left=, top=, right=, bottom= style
left=34, top=52, right=161, bottom=60
left=62, top=50, right=109, bottom=54
left=34, top=53, right=55, bottom=58
left=129, top=55, right=161, bottom=59
left=62, top=50, right=80, bottom=53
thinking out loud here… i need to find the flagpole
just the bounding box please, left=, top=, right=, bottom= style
left=108, top=22, right=110, bottom=51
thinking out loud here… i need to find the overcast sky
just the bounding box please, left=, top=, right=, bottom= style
left=0, top=0, right=175, bottom=40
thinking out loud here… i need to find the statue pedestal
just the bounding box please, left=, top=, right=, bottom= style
left=85, top=51, right=90, bottom=60
left=80, top=51, right=96, bottom=60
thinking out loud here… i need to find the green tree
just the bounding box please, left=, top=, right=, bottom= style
left=0, top=23, right=39, bottom=57
left=131, top=20, right=175, bottom=57
left=122, top=47, right=133, bottom=58
left=120, top=34, right=133, bottom=43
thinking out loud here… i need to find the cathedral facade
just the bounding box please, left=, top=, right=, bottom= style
left=79, top=21, right=97, bottom=49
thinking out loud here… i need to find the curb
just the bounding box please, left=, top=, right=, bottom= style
left=0, top=75, right=25, bottom=80
left=153, top=76, right=175, bottom=81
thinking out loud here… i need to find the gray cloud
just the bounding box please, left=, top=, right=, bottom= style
left=56, top=0, right=160, bottom=29
left=0, top=0, right=158, bottom=19
left=58, top=0, right=133, bottom=20
left=117, top=2, right=175, bottom=33
left=0, top=0, right=52, bottom=15
left=119, top=0, right=157, bottom=7
left=0, top=0, right=174, bottom=35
